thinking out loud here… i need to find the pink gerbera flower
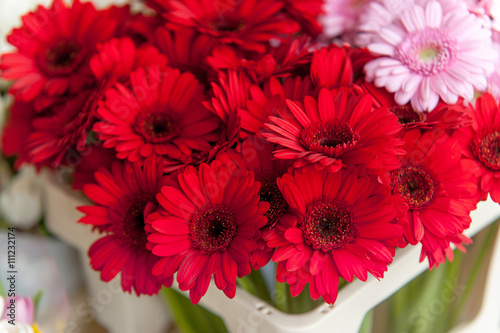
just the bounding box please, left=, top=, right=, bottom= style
left=147, top=151, right=269, bottom=304
left=263, top=88, right=404, bottom=172
left=364, top=0, right=497, bottom=111
left=391, top=129, right=480, bottom=268
left=266, top=167, right=404, bottom=304
left=78, top=157, right=173, bottom=295
left=320, top=0, right=371, bottom=38
left=454, top=93, right=500, bottom=203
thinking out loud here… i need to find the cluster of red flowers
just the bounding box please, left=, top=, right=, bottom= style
left=1, top=0, right=499, bottom=306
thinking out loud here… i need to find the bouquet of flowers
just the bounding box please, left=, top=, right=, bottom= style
left=1, top=0, right=500, bottom=331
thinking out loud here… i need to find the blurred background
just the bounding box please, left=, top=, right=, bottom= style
left=0, top=1, right=499, bottom=333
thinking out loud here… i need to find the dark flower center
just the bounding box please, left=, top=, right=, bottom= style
left=135, top=112, right=178, bottom=143
left=301, top=199, right=357, bottom=252
left=40, top=40, right=85, bottom=75
left=392, top=165, right=437, bottom=209
left=472, top=131, right=500, bottom=170
left=391, top=105, right=425, bottom=125
left=111, top=194, right=155, bottom=250
left=211, top=18, right=245, bottom=32
left=256, top=171, right=288, bottom=229
left=301, top=120, right=359, bottom=156
left=190, top=204, right=237, bottom=254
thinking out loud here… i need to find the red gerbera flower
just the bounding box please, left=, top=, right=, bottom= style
left=233, top=137, right=292, bottom=269
left=363, top=81, right=471, bottom=131
left=256, top=36, right=314, bottom=80
left=27, top=86, right=103, bottom=169
left=108, top=5, right=162, bottom=46
left=391, top=129, right=480, bottom=268
left=239, top=75, right=312, bottom=137
left=153, top=26, right=218, bottom=83
left=455, top=93, right=500, bottom=203
left=266, top=167, right=404, bottom=304
left=283, top=0, right=324, bottom=36
left=78, top=157, right=173, bottom=295
left=0, top=0, right=119, bottom=108
left=161, top=0, right=300, bottom=53
left=207, top=35, right=314, bottom=83
left=263, top=88, right=404, bottom=172
left=72, top=144, right=118, bottom=190
left=90, top=37, right=168, bottom=85
left=420, top=230, right=473, bottom=269
left=147, top=151, right=269, bottom=303
left=160, top=70, right=246, bottom=173
left=1, top=100, right=36, bottom=168
left=310, top=45, right=353, bottom=90
left=205, top=70, right=252, bottom=125
left=93, top=66, right=221, bottom=168
left=345, top=45, right=375, bottom=80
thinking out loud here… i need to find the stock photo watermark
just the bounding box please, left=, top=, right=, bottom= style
left=404, top=279, right=466, bottom=333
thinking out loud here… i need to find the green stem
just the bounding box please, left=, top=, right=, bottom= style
left=273, top=282, right=322, bottom=314
left=359, top=309, right=374, bottom=333
left=0, top=276, right=5, bottom=298
left=439, top=249, right=463, bottom=332
left=288, top=285, right=307, bottom=314
left=288, top=284, right=322, bottom=314
left=274, top=282, right=289, bottom=313
left=37, top=217, right=56, bottom=238
left=160, top=287, right=228, bottom=333
left=450, top=220, right=499, bottom=325
left=238, top=269, right=272, bottom=304
left=391, top=279, right=411, bottom=333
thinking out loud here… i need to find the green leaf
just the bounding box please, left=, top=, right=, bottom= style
left=274, top=282, right=289, bottom=313
left=237, top=269, right=272, bottom=305
left=160, top=287, right=228, bottom=333
left=0, top=277, right=5, bottom=298
left=359, top=309, right=373, bottom=333
left=33, top=290, right=44, bottom=314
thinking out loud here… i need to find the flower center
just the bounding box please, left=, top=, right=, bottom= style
left=473, top=131, right=500, bottom=170
left=301, top=199, right=357, bottom=252
left=391, top=105, right=425, bottom=125
left=190, top=204, right=237, bottom=254
left=211, top=17, right=245, bottom=32
left=135, top=112, right=178, bottom=143
left=111, top=194, right=155, bottom=250
left=39, top=40, right=85, bottom=75
left=301, top=120, right=359, bottom=157
left=392, top=165, right=437, bottom=209
left=256, top=171, right=288, bottom=229
left=396, top=28, right=457, bottom=76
